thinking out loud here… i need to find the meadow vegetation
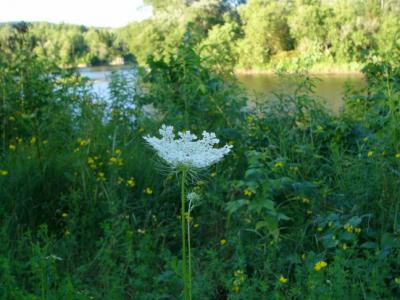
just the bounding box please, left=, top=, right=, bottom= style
left=1, top=13, right=400, bottom=300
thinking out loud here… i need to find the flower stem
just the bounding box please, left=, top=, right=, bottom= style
left=187, top=205, right=193, bottom=300
left=181, top=170, right=190, bottom=300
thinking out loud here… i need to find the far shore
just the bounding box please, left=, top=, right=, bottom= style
left=235, top=69, right=363, bottom=76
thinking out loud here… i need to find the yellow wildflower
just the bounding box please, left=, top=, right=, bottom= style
left=243, top=188, right=253, bottom=197
left=42, top=140, right=48, bottom=145
left=302, top=197, right=310, bottom=204
left=96, top=172, right=106, bottom=182
left=342, top=243, right=348, bottom=250
left=395, top=153, right=400, bottom=159
left=279, top=275, right=288, bottom=284
left=355, top=227, right=362, bottom=234
left=274, top=161, right=285, bottom=168
left=363, top=137, right=369, bottom=142
left=126, top=177, right=136, bottom=188
left=220, top=239, right=227, bottom=246
left=367, top=151, right=374, bottom=157
left=17, top=137, right=23, bottom=144
left=115, top=148, right=122, bottom=155
left=0, top=170, right=9, bottom=176
left=138, top=128, right=145, bottom=133
left=77, top=138, right=90, bottom=146
left=194, top=223, right=200, bottom=229
left=109, top=157, right=118, bottom=164
left=30, top=136, right=37, bottom=145
left=9, top=144, right=16, bottom=151
left=344, top=223, right=353, bottom=233
left=211, top=171, right=217, bottom=177
left=317, top=227, right=323, bottom=232
left=144, top=187, right=153, bottom=195
left=314, top=261, right=328, bottom=271
left=62, top=213, right=68, bottom=218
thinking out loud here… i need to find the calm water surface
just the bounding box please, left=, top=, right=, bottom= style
left=80, top=66, right=365, bottom=112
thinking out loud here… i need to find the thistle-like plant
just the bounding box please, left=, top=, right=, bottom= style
left=144, top=125, right=232, bottom=300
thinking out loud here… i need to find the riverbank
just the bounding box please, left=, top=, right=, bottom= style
left=235, top=63, right=363, bottom=75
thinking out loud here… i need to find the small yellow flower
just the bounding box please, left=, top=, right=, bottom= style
left=317, top=227, right=323, bottom=232
left=220, top=239, right=227, bottom=246
left=109, top=157, right=118, bottom=164
left=355, top=227, right=362, bottom=234
left=395, top=153, right=400, bottom=159
left=279, top=275, right=288, bottom=284
left=30, top=136, right=37, bottom=145
left=17, top=137, right=23, bottom=144
left=363, top=137, right=369, bottom=142
left=344, top=223, right=353, bottom=233
left=126, top=177, right=136, bottom=188
left=9, top=144, right=16, bottom=151
left=42, top=140, right=48, bottom=145
left=367, top=151, right=374, bottom=157
left=115, top=148, right=122, bottom=155
left=62, top=213, right=68, bottom=218
left=314, top=261, right=328, bottom=271
left=302, top=197, right=310, bottom=204
left=243, top=189, right=253, bottom=197
left=341, top=243, right=348, bottom=250
left=211, top=171, right=217, bottom=177
left=77, top=138, right=90, bottom=146
left=96, top=172, right=106, bottom=182
left=144, top=187, right=153, bottom=195
left=138, top=128, right=145, bottom=133
left=0, top=170, right=9, bottom=176
left=194, top=223, right=200, bottom=229
left=274, top=161, right=285, bottom=168
left=88, top=157, right=95, bottom=164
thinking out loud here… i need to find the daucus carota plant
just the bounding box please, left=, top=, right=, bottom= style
left=144, top=125, right=232, bottom=300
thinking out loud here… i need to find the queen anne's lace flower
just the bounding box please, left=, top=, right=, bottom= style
left=144, top=125, right=232, bottom=169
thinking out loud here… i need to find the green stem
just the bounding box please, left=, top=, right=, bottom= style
left=181, top=170, right=189, bottom=300
left=187, top=206, right=193, bottom=300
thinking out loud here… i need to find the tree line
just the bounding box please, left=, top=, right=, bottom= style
left=1, top=0, right=399, bottom=71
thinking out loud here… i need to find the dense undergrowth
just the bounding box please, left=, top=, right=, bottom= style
left=1, top=27, right=400, bottom=300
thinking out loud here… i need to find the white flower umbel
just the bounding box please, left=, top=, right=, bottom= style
left=144, top=125, right=231, bottom=300
left=143, top=125, right=232, bottom=170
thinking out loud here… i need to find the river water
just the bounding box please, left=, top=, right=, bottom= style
left=79, top=65, right=365, bottom=113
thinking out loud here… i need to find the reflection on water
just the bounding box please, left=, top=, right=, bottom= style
left=237, top=73, right=365, bottom=113
left=79, top=65, right=365, bottom=113
left=79, top=65, right=135, bottom=99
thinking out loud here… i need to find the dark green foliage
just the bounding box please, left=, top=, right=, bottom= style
left=1, top=24, right=400, bottom=299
